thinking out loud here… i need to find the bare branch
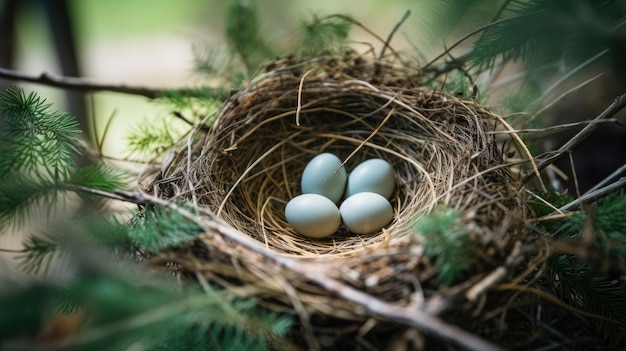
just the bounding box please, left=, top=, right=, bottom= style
left=523, top=92, right=626, bottom=184
left=0, top=67, right=225, bottom=100
left=557, top=177, right=626, bottom=213
left=0, top=67, right=164, bottom=98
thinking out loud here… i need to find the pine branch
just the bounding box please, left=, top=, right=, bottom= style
left=191, top=45, right=247, bottom=88
left=0, top=164, right=127, bottom=230
left=468, top=0, right=625, bottom=72
left=83, top=216, right=134, bottom=250
left=17, top=234, right=64, bottom=275
left=0, top=176, right=61, bottom=228
left=126, top=118, right=179, bottom=159
left=414, top=207, right=474, bottom=286
left=544, top=254, right=626, bottom=344
left=67, top=165, right=127, bottom=195
left=0, top=87, right=81, bottom=180
left=226, top=0, right=276, bottom=75
left=297, top=14, right=353, bottom=56
left=0, top=270, right=292, bottom=350
left=0, top=88, right=129, bottom=230
left=128, top=206, right=202, bottom=253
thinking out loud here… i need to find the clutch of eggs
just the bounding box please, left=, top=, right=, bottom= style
left=285, top=153, right=396, bottom=238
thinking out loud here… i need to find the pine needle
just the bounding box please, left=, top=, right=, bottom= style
left=414, top=207, right=473, bottom=286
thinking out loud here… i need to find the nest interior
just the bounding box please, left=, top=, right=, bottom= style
left=157, top=54, right=525, bottom=257
left=150, top=53, right=532, bottom=346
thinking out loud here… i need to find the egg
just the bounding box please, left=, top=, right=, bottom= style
left=346, top=158, right=395, bottom=199
left=339, top=192, right=393, bottom=234
left=301, top=153, right=347, bottom=204
left=285, top=194, right=341, bottom=238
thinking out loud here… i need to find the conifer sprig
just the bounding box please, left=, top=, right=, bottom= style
left=553, top=191, right=626, bottom=260
left=0, top=176, right=60, bottom=228
left=67, top=165, right=127, bottom=196
left=414, top=207, right=474, bottom=286
left=298, top=15, right=352, bottom=56
left=0, top=88, right=127, bottom=230
left=0, top=87, right=80, bottom=181
left=126, top=119, right=177, bottom=159
left=468, top=0, right=625, bottom=73
left=0, top=269, right=293, bottom=350
left=544, top=254, right=626, bottom=344
left=17, top=234, right=64, bottom=276
left=529, top=190, right=626, bottom=344
left=128, top=206, right=202, bottom=253
left=226, top=0, right=276, bottom=75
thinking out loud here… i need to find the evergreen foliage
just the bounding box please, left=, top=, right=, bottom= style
left=197, top=0, right=355, bottom=82
left=0, top=88, right=126, bottom=229
left=128, top=206, right=202, bottom=253
left=467, top=0, right=625, bottom=72
left=126, top=118, right=179, bottom=160
left=297, top=15, right=353, bottom=56
left=127, top=90, right=221, bottom=161
left=414, top=207, right=474, bottom=286
left=535, top=190, right=626, bottom=261
left=0, top=271, right=293, bottom=350
left=226, top=0, right=276, bottom=76
left=543, top=254, right=626, bottom=344
left=17, top=233, right=64, bottom=276
left=192, top=45, right=248, bottom=88
left=422, top=0, right=626, bottom=115
left=528, top=190, right=626, bottom=344
left=1, top=1, right=624, bottom=349
left=0, top=88, right=293, bottom=349
left=83, top=216, right=135, bottom=251
left=0, top=88, right=81, bottom=181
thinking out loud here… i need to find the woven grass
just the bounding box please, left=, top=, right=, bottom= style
left=146, top=51, right=535, bottom=349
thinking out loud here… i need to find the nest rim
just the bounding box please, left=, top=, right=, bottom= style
left=153, top=53, right=527, bottom=260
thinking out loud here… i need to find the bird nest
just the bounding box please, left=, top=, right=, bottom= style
left=146, top=52, right=535, bottom=349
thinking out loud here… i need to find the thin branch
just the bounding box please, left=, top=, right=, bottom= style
left=379, top=10, right=411, bottom=60
left=0, top=67, right=222, bottom=99
left=66, top=184, right=503, bottom=351
left=490, top=0, right=513, bottom=23
left=317, top=14, right=401, bottom=60
left=0, top=248, right=25, bottom=253
left=533, top=49, right=610, bottom=105
left=61, top=184, right=148, bottom=204
left=523, top=92, right=626, bottom=183
left=557, top=177, right=626, bottom=213
left=306, top=271, right=504, bottom=351
left=173, top=111, right=210, bottom=132
left=487, top=119, right=618, bottom=138
left=585, top=163, right=626, bottom=195
left=0, top=67, right=162, bottom=98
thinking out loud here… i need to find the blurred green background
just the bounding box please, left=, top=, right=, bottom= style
left=4, top=0, right=438, bottom=156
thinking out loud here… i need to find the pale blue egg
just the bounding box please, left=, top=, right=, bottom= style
left=285, top=194, right=341, bottom=238
left=339, top=192, right=393, bottom=234
left=346, top=158, right=395, bottom=199
left=301, top=153, right=347, bottom=204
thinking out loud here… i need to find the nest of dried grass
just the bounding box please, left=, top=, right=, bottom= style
left=146, top=51, right=537, bottom=349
